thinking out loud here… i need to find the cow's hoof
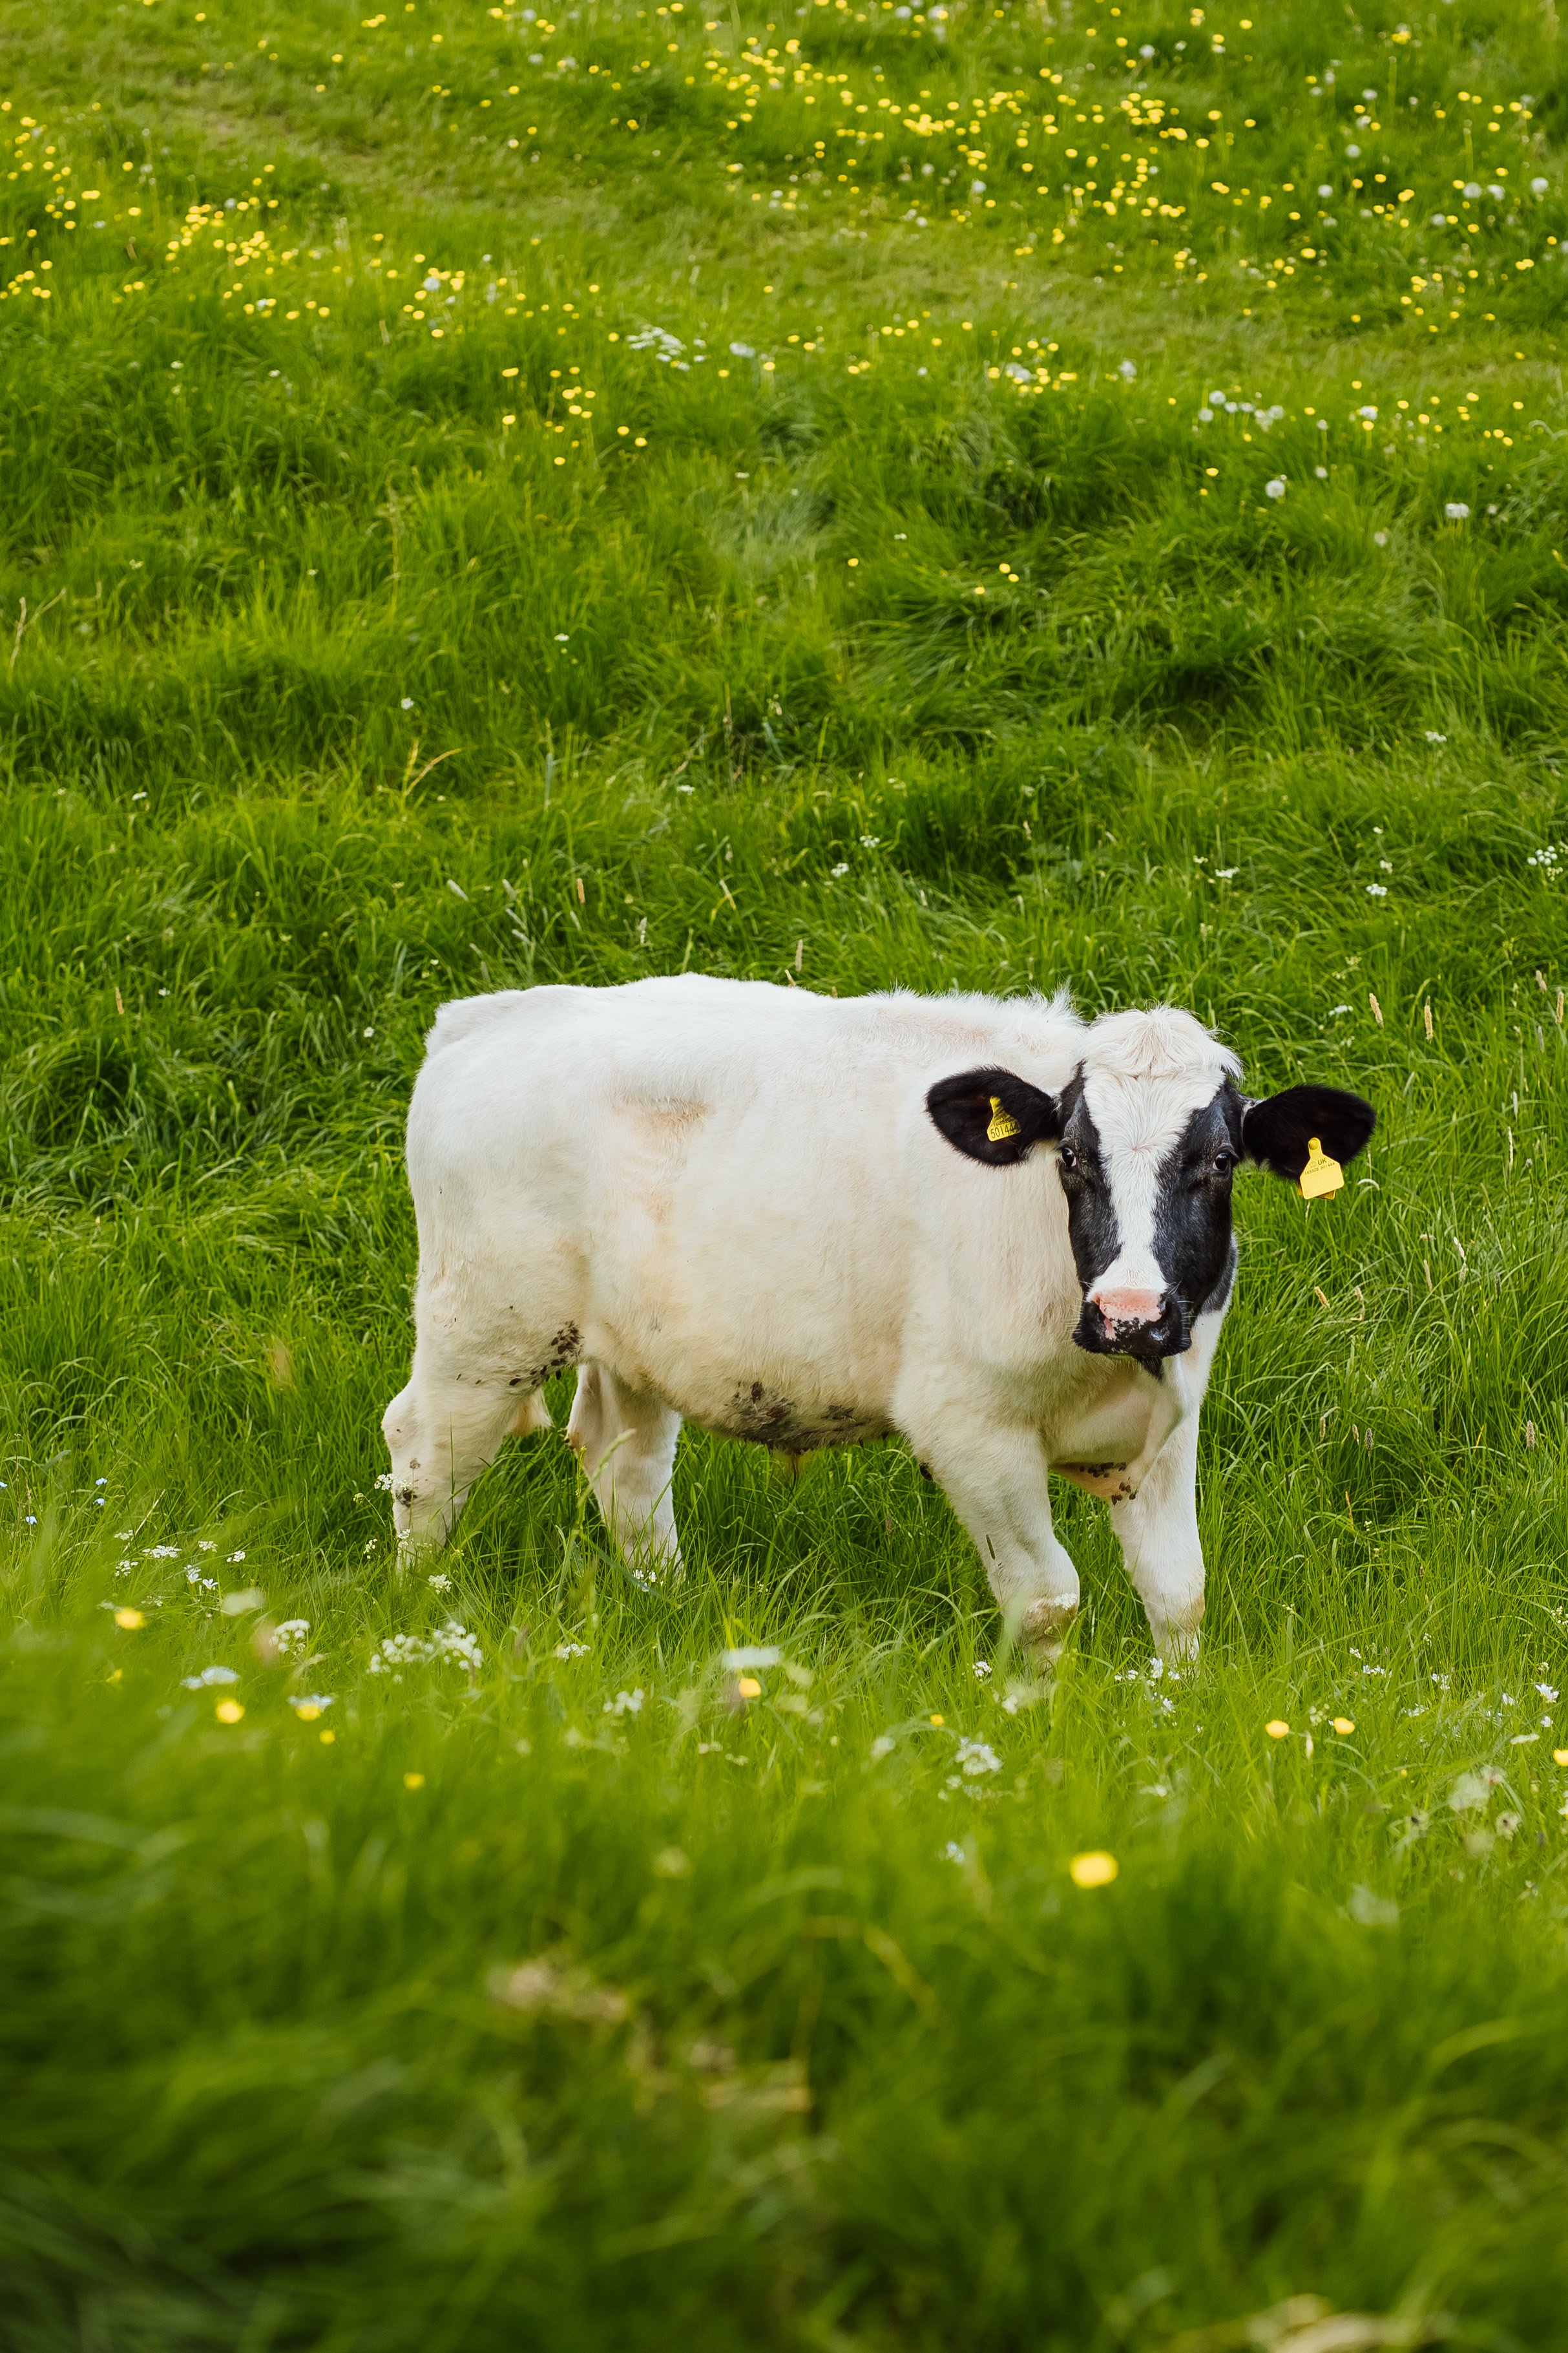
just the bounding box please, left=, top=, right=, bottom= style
left=1014, top=1594, right=1079, bottom=1660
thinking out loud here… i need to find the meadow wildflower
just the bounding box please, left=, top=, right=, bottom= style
left=1069, top=1852, right=1118, bottom=1888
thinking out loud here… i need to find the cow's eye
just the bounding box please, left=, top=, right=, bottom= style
left=1058, top=1144, right=1077, bottom=1174
left=1213, top=1150, right=1236, bottom=1177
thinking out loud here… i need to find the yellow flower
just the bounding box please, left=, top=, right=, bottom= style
left=114, top=1607, right=145, bottom=1630
left=929, top=1713, right=945, bottom=1727
left=1069, top=1851, right=1118, bottom=1888
left=214, top=1699, right=245, bottom=1724
left=319, top=1729, right=336, bottom=1745
left=1554, top=1747, right=1568, bottom=1767
left=1332, top=1717, right=1356, bottom=1736
left=404, top=1771, right=425, bottom=1789
left=294, top=1703, right=322, bottom=1722
left=737, top=1674, right=762, bottom=1699
left=1265, top=1719, right=1290, bottom=1739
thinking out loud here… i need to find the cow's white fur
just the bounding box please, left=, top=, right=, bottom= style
left=382, top=977, right=1239, bottom=1654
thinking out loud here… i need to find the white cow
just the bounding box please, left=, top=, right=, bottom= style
left=382, top=978, right=1373, bottom=1654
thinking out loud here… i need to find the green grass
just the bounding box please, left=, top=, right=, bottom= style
left=4, top=0, right=1568, bottom=2343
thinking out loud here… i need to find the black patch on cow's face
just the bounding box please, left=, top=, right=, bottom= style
left=926, top=1066, right=1062, bottom=1166
left=1150, top=1087, right=1246, bottom=1325
left=1241, top=1084, right=1376, bottom=1181
left=1051, top=1077, right=1120, bottom=1291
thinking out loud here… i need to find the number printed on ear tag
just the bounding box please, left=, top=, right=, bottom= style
left=1299, top=1136, right=1345, bottom=1200
left=987, top=1095, right=1021, bottom=1144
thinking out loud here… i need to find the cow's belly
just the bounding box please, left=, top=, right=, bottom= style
left=1045, top=1360, right=1178, bottom=1502
left=695, top=1378, right=892, bottom=1454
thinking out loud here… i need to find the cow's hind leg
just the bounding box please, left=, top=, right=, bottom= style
left=567, top=1362, right=682, bottom=1582
left=382, top=1318, right=566, bottom=1557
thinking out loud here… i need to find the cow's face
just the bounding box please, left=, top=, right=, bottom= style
left=927, top=1044, right=1375, bottom=1376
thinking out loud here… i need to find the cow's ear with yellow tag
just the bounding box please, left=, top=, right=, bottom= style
left=1297, top=1137, right=1344, bottom=1201
left=927, top=1067, right=1062, bottom=1166
left=1239, top=1084, right=1376, bottom=1194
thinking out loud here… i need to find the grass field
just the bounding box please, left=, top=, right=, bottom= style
left=4, top=0, right=1568, bottom=2343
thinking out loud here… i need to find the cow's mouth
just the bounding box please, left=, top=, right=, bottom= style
left=1072, top=1294, right=1191, bottom=1375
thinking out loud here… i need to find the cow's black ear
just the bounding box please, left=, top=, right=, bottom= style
left=926, top=1067, right=1061, bottom=1167
left=1241, top=1085, right=1376, bottom=1182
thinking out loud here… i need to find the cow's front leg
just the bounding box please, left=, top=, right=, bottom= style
left=1108, top=1413, right=1204, bottom=1660
left=912, top=1411, right=1080, bottom=1656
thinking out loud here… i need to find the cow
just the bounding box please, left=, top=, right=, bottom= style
left=382, top=978, right=1374, bottom=1656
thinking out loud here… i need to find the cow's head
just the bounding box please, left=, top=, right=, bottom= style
left=927, top=1007, right=1375, bottom=1375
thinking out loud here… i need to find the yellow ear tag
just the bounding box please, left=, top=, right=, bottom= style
left=987, top=1095, right=1021, bottom=1145
left=1299, top=1136, right=1344, bottom=1201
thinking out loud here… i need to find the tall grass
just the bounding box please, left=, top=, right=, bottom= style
left=2, top=0, right=1567, bottom=2344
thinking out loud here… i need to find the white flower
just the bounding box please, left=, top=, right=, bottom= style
left=722, top=1645, right=782, bottom=1671
left=859, top=835, right=881, bottom=849
left=427, top=1573, right=451, bottom=1592
left=955, top=1738, right=1002, bottom=1777
left=970, top=179, right=986, bottom=196
left=1463, top=182, right=1481, bottom=198
left=1373, top=529, right=1389, bottom=545
left=1358, top=405, right=1377, bottom=421
left=369, top=1621, right=483, bottom=1676
left=273, top=1620, right=310, bottom=1655
left=375, top=1471, right=394, bottom=1491
left=603, top=1688, right=645, bottom=1715
left=943, top=1841, right=967, bottom=1862
left=1118, top=359, right=1136, bottom=380
left=727, top=340, right=755, bottom=357
left=1315, top=466, right=1328, bottom=479
left=1318, top=183, right=1333, bottom=196
left=1215, top=867, right=1239, bottom=880
left=1445, top=502, right=1470, bottom=522
left=1198, top=406, right=1213, bottom=423
left=196, top=1540, right=216, bottom=1552
left=291, top=1693, right=335, bottom=1715
left=1536, top=1682, right=1559, bottom=1701
left=972, top=1660, right=992, bottom=1680
left=554, top=1640, right=591, bottom=1660
left=1330, top=1004, right=1352, bottom=1017
left=870, top=1733, right=895, bottom=1759
left=144, top=1545, right=180, bottom=1559
left=400, top=697, right=413, bottom=710
left=180, top=1664, right=240, bottom=1689
left=1425, top=731, right=1447, bottom=744
left=1531, top=176, right=1549, bottom=196
left=1527, top=844, right=1563, bottom=876
left=830, top=863, right=849, bottom=878
left=226, top=1550, right=247, bottom=1563
left=1366, top=883, right=1388, bottom=898
left=1264, top=478, right=1286, bottom=500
